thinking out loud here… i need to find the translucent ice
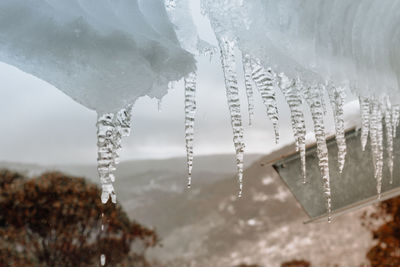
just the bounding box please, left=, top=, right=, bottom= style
left=384, top=99, right=394, bottom=183
left=369, top=100, right=384, bottom=198
left=242, top=54, right=255, bottom=126
left=250, top=58, right=279, bottom=143
left=360, top=97, right=371, bottom=151
left=327, top=83, right=347, bottom=173
left=278, top=74, right=306, bottom=183
left=217, top=37, right=245, bottom=197
left=97, top=105, right=132, bottom=204
left=0, top=0, right=195, bottom=113
left=303, top=84, right=331, bottom=219
left=184, top=72, right=197, bottom=188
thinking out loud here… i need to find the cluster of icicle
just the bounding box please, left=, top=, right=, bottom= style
left=94, top=0, right=400, bottom=227
left=184, top=31, right=400, bottom=220
left=360, top=97, right=400, bottom=197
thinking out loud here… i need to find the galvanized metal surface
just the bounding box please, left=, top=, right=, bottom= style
left=273, top=127, right=400, bottom=222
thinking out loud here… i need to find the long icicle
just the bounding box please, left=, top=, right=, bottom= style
left=184, top=72, right=197, bottom=188
left=369, top=100, right=384, bottom=198
left=250, top=58, right=279, bottom=143
left=360, top=97, right=370, bottom=151
left=218, top=37, right=245, bottom=197
left=384, top=99, right=394, bottom=183
left=303, top=84, right=331, bottom=221
left=327, top=83, right=347, bottom=173
left=392, top=105, right=400, bottom=138
left=376, top=105, right=384, bottom=199
left=97, top=105, right=132, bottom=204
left=278, top=74, right=307, bottom=183
left=242, top=54, right=255, bottom=126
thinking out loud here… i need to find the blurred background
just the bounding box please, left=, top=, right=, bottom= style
left=0, top=3, right=395, bottom=264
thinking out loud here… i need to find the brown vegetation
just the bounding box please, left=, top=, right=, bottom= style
left=0, top=169, right=158, bottom=266
left=280, top=259, right=310, bottom=267
left=361, top=195, right=400, bottom=267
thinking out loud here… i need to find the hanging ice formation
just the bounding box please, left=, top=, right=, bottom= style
left=249, top=58, right=280, bottom=144
left=360, top=97, right=371, bottom=151
left=278, top=75, right=307, bottom=183
left=303, top=84, right=332, bottom=220
left=384, top=99, right=394, bottom=183
left=369, top=101, right=384, bottom=198
left=5, top=0, right=400, bottom=223
left=358, top=97, right=399, bottom=194
left=97, top=105, right=133, bottom=204
left=100, top=254, right=106, bottom=266
left=326, top=84, right=347, bottom=173
left=242, top=54, right=255, bottom=126
left=184, top=72, right=197, bottom=188
left=392, top=106, right=400, bottom=139
left=217, top=37, right=245, bottom=197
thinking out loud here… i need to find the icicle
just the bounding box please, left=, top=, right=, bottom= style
left=97, top=105, right=132, bottom=204
left=392, top=105, right=400, bottom=138
left=369, top=101, right=384, bottom=198
left=242, top=54, right=255, bottom=126
left=384, top=99, right=394, bottom=183
left=327, top=83, right=347, bottom=173
left=249, top=58, right=279, bottom=143
left=184, top=72, right=197, bottom=188
left=303, top=84, right=331, bottom=221
left=278, top=75, right=307, bottom=183
left=101, top=254, right=106, bottom=266
left=158, top=99, right=162, bottom=112
left=360, top=97, right=370, bottom=151
left=217, top=37, right=245, bottom=197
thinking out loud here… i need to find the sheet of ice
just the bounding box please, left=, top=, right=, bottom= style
left=0, top=0, right=195, bottom=113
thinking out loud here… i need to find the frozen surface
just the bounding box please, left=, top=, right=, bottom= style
left=0, top=0, right=195, bottom=113
left=201, top=0, right=400, bottom=104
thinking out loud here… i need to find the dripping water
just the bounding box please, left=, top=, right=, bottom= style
left=184, top=72, right=197, bottom=188
left=101, top=254, right=106, bottom=266
left=97, top=106, right=132, bottom=266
